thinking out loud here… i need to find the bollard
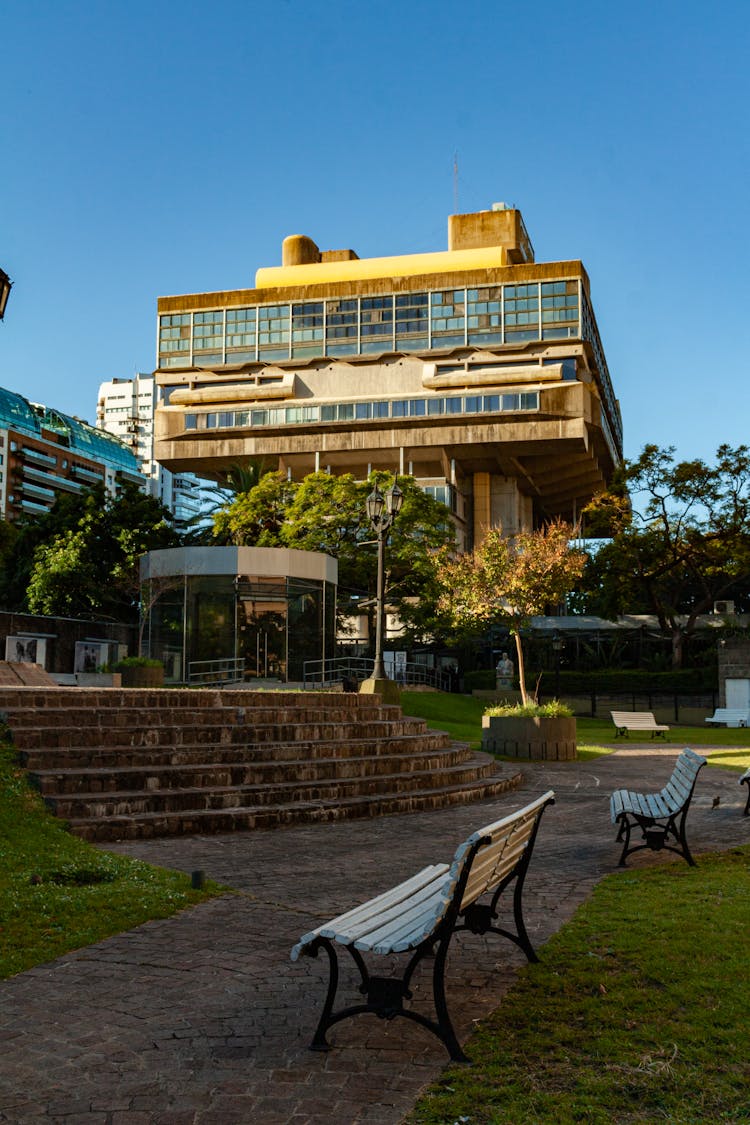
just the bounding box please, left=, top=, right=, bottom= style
left=191, top=870, right=206, bottom=889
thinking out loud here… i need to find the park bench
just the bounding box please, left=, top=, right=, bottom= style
left=740, top=768, right=750, bottom=816
left=705, top=708, right=750, bottom=728
left=291, top=789, right=555, bottom=1063
left=611, top=710, right=670, bottom=739
left=609, top=747, right=706, bottom=867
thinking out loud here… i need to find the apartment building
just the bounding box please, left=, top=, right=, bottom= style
left=0, top=386, right=142, bottom=521
left=152, top=204, right=622, bottom=549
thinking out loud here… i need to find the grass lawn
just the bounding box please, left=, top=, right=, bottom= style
left=400, top=691, right=750, bottom=771
left=0, top=739, right=225, bottom=979
left=406, top=845, right=750, bottom=1124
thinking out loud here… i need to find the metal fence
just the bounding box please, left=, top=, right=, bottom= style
left=303, top=656, right=452, bottom=693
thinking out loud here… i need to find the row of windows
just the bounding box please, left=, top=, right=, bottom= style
left=159, top=281, right=581, bottom=366
left=183, top=391, right=540, bottom=433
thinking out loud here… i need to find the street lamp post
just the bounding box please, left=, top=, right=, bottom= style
left=360, top=480, right=403, bottom=699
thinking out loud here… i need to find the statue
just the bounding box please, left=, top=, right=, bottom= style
left=496, top=651, right=514, bottom=690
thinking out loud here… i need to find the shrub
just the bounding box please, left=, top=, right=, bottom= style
left=484, top=700, right=573, bottom=719
left=114, top=656, right=163, bottom=670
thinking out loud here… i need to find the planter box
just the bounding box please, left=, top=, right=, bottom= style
left=481, top=714, right=577, bottom=761
left=119, top=665, right=164, bottom=688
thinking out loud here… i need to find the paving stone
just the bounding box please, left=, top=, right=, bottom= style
left=1, top=747, right=748, bottom=1123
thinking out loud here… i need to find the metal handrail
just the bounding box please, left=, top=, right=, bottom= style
left=303, top=656, right=451, bottom=693
left=187, top=657, right=245, bottom=685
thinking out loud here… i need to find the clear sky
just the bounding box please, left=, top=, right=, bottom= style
left=2, top=0, right=748, bottom=465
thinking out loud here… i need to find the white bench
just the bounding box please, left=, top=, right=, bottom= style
left=611, top=711, right=670, bottom=739
left=740, top=768, right=750, bottom=816
left=291, top=790, right=555, bottom=1063
left=609, top=748, right=706, bottom=867
left=705, top=708, right=750, bottom=728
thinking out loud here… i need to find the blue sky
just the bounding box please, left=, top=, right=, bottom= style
left=2, top=0, right=748, bottom=465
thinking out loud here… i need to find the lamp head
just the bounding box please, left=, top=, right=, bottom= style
left=366, top=485, right=385, bottom=526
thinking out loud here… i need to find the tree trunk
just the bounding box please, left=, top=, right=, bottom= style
left=671, top=627, right=684, bottom=669
left=514, top=630, right=528, bottom=704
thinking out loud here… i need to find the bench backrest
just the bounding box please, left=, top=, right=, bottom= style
left=449, top=790, right=555, bottom=913
left=659, top=748, right=706, bottom=812
left=611, top=711, right=659, bottom=725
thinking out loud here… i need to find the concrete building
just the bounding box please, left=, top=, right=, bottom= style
left=152, top=204, right=622, bottom=549
left=0, top=386, right=143, bottom=521
left=96, top=373, right=206, bottom=527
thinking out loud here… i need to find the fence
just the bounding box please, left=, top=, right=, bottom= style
left=551, top=689, right=720, bottom=724
left=303, top=656, right=452, bottom=693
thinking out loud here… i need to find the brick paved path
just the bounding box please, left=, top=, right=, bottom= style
left=1, top=747, right=748, bottom=1124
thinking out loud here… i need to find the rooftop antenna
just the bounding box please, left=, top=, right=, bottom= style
left=453, top=152, right=459, bottom=214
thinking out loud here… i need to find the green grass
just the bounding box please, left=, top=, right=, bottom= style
left=0, top=739, right=225, bottom=979
left=399, top=692, right=750, bottom=771
left=406, top=846, right=750, bottom=1124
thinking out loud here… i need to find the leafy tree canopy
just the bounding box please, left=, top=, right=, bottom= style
left=210, top=470, right=457, bottom=625
left=435, top=521, right=585, bottom=702
left=578, top=443, right=750, bottom=666
left=10, top=482, right=179, bottom=623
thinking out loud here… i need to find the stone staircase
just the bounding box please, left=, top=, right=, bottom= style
left=0, top=687, right=521, bottom=841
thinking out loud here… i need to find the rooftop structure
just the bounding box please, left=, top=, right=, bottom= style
left=153, top=204, right=622, bottom=548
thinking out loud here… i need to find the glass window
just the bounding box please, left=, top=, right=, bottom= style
left=430, top=288, right=466, bottom=348
left=326, top=298, right=359, bottom=355
left=395, top=292, right=428, bottom=351
left=185, top=415, right=197, bottom=430
left=355, top=402, right=371, bottom=420
left=292, top=302, right=324, bottom=359
left=427, top=398, right=444, bottom=416
left=504, top=283, right=539, bottom=341
left=392, top=401, right=408, bottom=418
left=360, top=295, right=393, bottom=353
left=483, top=395, right=500, bottom=412
left=467, top=285, right=503, bottom=346
left=409, top=399, right=426, bottom=416
left=372, top=401, right=389, bottom=418
left=445, top=397, right=462, bottom=414
left=464, top=395, right=482, bottom=413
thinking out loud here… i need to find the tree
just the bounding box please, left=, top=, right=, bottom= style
left=579, top=444, right=750, bottom=667
left=435, top=521, right=585, bottom=703
left=183, top=459, right=271, bottom=543
left=23, top=483, right=179, bottom=622
left=212, top=471, right=296, bottom=546
left=210, top=470, right=457, bottom=630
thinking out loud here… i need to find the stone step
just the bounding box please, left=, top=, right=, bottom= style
left=0, top=687, right=395, bottom=713
left=43, top=755, right=501, bottom=821
left=5, top=685, right=519, bottom=843
left=65, top=769, right=522, bottom=842
left=2, top=703, right=397, bottom=729
left=10, top=717, right=428, bottom=751
left=19, top=731, right=452, bottom=771
left=30, top=743, right=472, bottom=796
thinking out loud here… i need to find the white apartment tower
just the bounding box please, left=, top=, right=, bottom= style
left=96, top=374, right=204, bottom=526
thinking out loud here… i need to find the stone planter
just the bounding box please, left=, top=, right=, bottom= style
left=119, top=664, right=164, bottom=688
left=481, top=714, right=577, bottom=761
